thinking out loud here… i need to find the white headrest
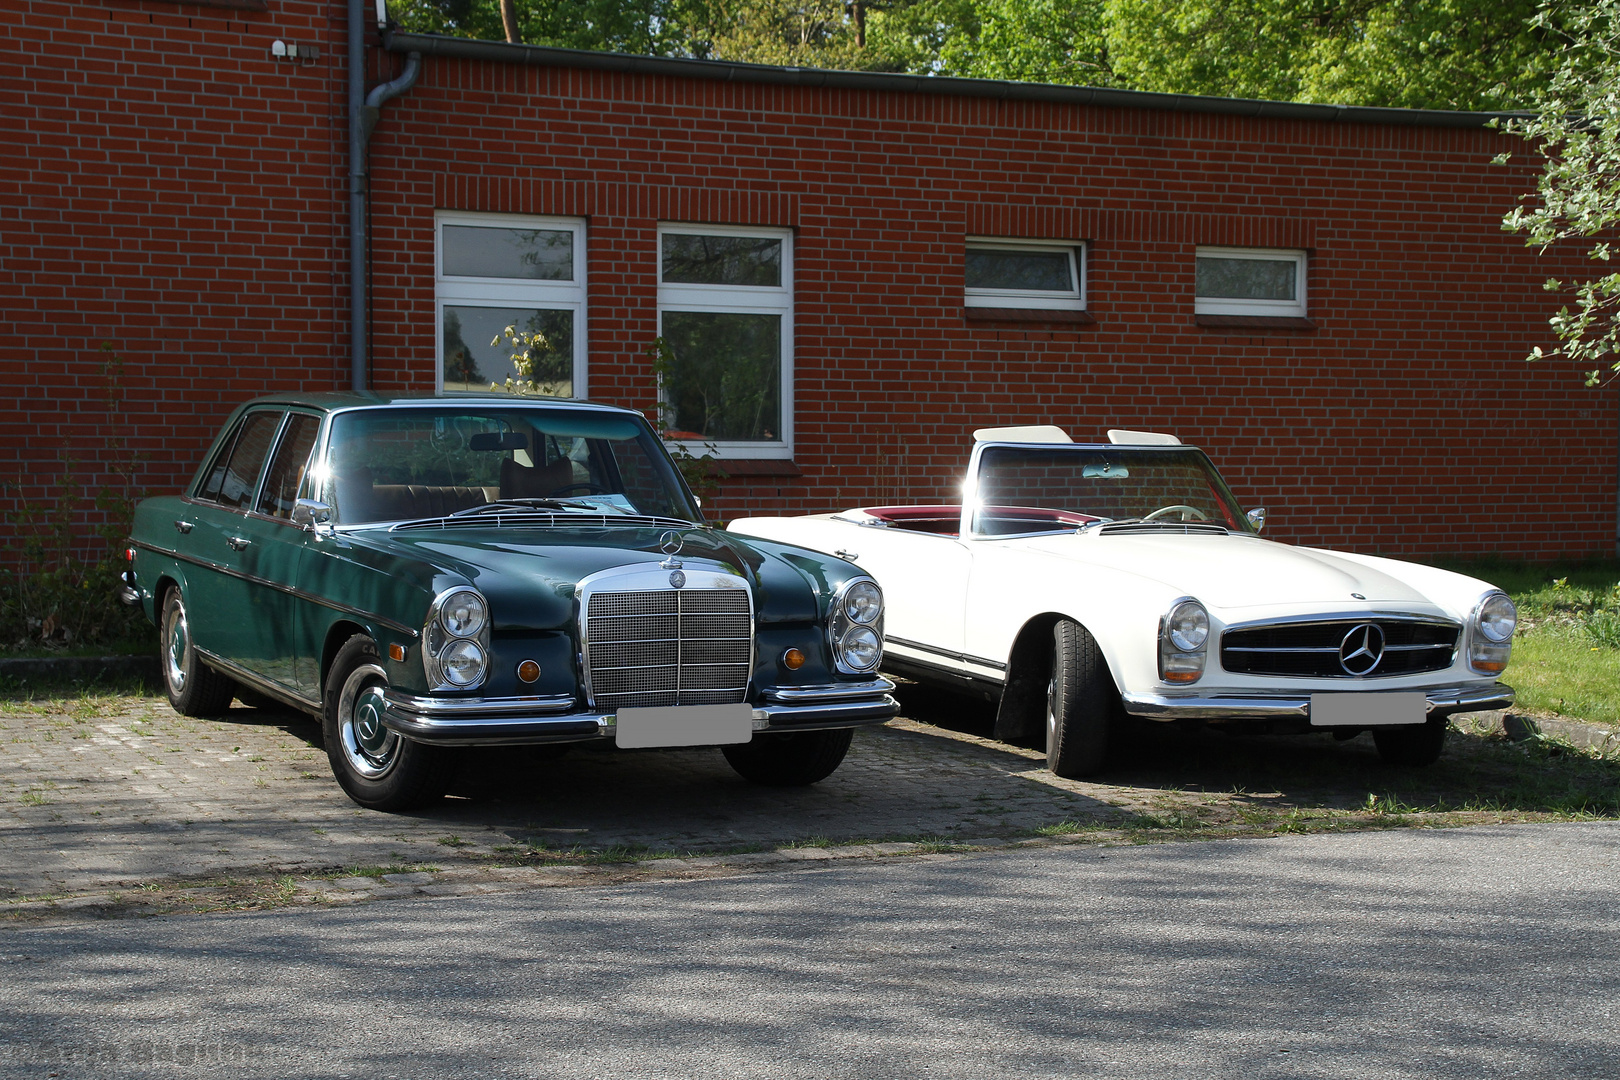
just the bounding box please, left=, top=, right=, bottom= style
left=1107, top=429, right=1182, bottom=445
left=973, top=425, right=1074, bottom=444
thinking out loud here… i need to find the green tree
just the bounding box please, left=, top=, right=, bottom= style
left=868, top=0, right=1111, bottom=82
left=1501, top=0, right=1620, bottom=385
left=1103, top=0, right=1559, bottom=110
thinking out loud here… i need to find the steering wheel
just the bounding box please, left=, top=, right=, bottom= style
left=548, top=483, right=612, bottom=497
left=1142, top=504, right=1209, bottom=522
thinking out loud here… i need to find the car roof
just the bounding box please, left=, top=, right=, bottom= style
left=233, top=391, right=646, bottom=418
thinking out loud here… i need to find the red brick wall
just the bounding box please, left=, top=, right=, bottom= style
left=5, top=2, right=1613, bottom=569
left=3, top=0, right=349, bottom=559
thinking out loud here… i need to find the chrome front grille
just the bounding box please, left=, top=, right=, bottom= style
left=1221, top=619, right=1459, bottom=679
left=584, top=588, right=753, bottom=708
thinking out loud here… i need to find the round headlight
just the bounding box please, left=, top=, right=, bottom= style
left=843, top=580, right=883, bottom=624
left=440, top=639, right=487, bottom=687
left=441, top=589, right=487, bottom=638
left=839, top=626, right=882, bottom=672
left=1166, top=600, right=1210, bottom=653
left=1477, top=593, right=1517, bottom=644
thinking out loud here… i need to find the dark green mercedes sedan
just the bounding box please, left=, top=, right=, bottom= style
left=122, top=394, right=897, bottom=810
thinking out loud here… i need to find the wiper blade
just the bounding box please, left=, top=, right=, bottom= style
left=450, top=499, right=570, bottom=516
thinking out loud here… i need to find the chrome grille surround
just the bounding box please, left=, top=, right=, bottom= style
left=576, top=564, right=755, bottom=710
left=1221, top=614, right=1460, bottom=679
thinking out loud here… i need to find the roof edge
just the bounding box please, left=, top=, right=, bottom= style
left=380, top=30, right=1523, bottom=130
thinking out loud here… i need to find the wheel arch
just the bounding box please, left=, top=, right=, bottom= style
left=319, top=620, right=374, bottom=702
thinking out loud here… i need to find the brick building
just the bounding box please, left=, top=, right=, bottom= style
left=5, top=0, right=1614, bottom=564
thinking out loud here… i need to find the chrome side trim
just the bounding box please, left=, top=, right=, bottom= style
left=131, top=539, right=420, bottom=639
left=1122, top=682, right=1515, bottom=722
left=885, top=636, right=1007, bottom=673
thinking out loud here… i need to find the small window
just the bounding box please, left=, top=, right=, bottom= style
left=198, top=410, right=282, bottom=510
left=964, top=239, right=1085, bottom=311
left=436, top=213, right=586, bottom=398
left=255, top=413, right=320, bottom=518
left=1195, top=247, right=1307, bottom=318
left=657, top=224, right=793, bottom=459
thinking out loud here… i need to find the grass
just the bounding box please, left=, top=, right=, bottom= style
left=1432, top=557, right=1620, bottom=728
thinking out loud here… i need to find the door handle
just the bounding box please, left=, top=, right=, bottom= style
left=226, top=536, right=251, bottom=551
left=173, top=520, right=193, bottom=534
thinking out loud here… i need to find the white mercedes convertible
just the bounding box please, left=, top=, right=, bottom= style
left=729, top=426, right=1516, bottom=777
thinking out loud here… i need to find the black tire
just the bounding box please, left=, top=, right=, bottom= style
left=722, top=728, right=854, bottom=786
left=322, top=635, right=455, bottom=811
left=1045, top=619, right=1115, bottom=778
left=159, top=587, right=235, bottom=717
left=1373, top=717, right=1448, bottom=767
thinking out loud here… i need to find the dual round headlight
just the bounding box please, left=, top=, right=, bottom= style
left=426, top=588, right=489, bottom=690
left=832, top=579, right=884, bottom=675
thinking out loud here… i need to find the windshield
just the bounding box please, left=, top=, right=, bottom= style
left=970, top=446, right=1251, bottom=537
left=317, top=406, right=701, bottom=525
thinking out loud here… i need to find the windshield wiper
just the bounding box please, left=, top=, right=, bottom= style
left=449, top=499, right=571, bottom=516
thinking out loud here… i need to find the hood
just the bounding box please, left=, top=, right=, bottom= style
left=1017, top=531, right=1447, bottom=616
left=351, top=523, right=823, bottom=629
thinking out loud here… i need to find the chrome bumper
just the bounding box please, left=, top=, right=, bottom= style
left=1122, top=682, right=1515, bottom=723
left=380, top=678, right=899, bottom=746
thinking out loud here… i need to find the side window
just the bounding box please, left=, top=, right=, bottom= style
left=658, top=224, right=793, bottom=459
left=255, top=413, right=320, bottom=518
left=1194, top=247, right=1307, bottom=318
left=964, top=239, right=1085, bottom=311
left=198, top=411, right=282, bottom=510
left=436, top=213, right=586, bottom=398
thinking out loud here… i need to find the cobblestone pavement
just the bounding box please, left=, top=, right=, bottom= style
left=0, top=693, right=1150, bottom=913
left=3, top=690, right=1602, bottom=921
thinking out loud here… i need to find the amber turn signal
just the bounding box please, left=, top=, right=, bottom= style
left=782, top=648, right=806, bottom=670
left=388, top=643, right=407, bottom=663
left=517, top=659, right=542, bottom=683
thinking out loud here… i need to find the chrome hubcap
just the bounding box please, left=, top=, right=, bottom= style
left=164, top=602, right=189, bottom=692
left=339, top=664, right=397, bottom=779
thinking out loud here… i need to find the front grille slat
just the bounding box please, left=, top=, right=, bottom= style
left=1221, top=619, right=1459, bottom=679
left=585, top=588, right=753, bottom=709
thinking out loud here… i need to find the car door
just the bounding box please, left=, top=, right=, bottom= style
left=185, top=408, right=285, bottom=674
left=228, top=411, right=322, bottom=692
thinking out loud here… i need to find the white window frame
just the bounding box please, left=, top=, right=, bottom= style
left=657, top=223, right=794, bottom=460
left=434, top=211, right=588, bottom=397
left=964, top=238, right=1086, bottom=311
left=1194, top=246, right=1307, bottom=318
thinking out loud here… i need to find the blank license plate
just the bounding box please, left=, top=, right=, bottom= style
left=1310, top=692, right=1426, bottom=727
left=614, top=704, right=754, bottom=748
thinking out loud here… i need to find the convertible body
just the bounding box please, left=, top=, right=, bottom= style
left=123, top=393, right=896, bottom=809
left=729, top=426, right=1516, bottom=776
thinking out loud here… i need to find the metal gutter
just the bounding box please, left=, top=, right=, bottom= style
left=380, top=30, right=1523, bottom=130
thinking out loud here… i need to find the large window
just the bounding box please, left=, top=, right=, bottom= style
left=1194, top=247, right=1307, bottom=318
left=657, top=224, right=793, bottom=459
left=435, top=213, right=586, bottom=397
left=964, top=239, right=1086, bottom=311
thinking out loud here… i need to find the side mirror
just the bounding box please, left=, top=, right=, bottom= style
left=1246, top=507, right=1267, bottom=533
left=292, top=498, right=334, bottom=532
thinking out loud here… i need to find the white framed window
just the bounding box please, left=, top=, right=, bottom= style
left=964, top=238, right=1086, bottom=311
left=1194, top=247, right=1307, bottom=318
left=434, top=212, right=587, bottom=397
left=657, top=224, right=793, bottom=459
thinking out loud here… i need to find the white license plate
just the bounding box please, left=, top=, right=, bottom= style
left=614, top=704, right=754, bottom=748
left=1310, top=692, right=1427, bottom=727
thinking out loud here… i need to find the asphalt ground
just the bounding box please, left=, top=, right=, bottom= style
left=1, top=683, right=1614, bottom=921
